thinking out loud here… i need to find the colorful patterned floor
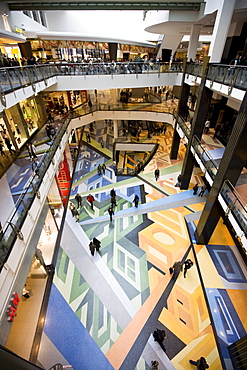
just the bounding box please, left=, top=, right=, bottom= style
left=37, top=122, right=247, bottom=370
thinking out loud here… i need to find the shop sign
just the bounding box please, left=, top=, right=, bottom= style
left=7, top=292, right=20, bottom=322
left=14, top=26, right=25, bottom=34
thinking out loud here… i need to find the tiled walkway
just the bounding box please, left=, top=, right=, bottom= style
left=36, top=121, right=247, bottom=370
left=3, top=94, right=247, bottom=369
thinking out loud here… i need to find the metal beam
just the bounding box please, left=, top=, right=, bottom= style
left=8, top=2, right=202, bottom=11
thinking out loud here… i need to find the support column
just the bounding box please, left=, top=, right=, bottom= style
left=113, top=120, right=118, bottom=139
left=187, top=24, right=201, bottom=61
left=208, top=0, right=236, bottom=63
left=180, top=81, right=213, bottom=189
left=196, top=91, right=247, bottom=244
left=170, top=81, right=190, bottom=159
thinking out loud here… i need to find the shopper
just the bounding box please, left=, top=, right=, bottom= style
left=93, top=237, right=101, bottom=252
left=4, top=137, right=15, bottom=155
left=110, top=188, right=116, bottom=197
left=31, top=157, right=40, bottom=177
left=175, top=173, right=182, bottom=187
left=170, top=261, right=183, bottom=277
left=86, top=133, right=91, bottom=143
left=75, top=193, right=82, bottom=208
left=87, top=194, right=95, bottom=210
left=111, top=195, right=117, bottom=208
left=89, top=241, right=96, bottom=256
left=71, top=207, right=79, bottom=222
left=204, top=120, right=210, bottom=134
left=102, top=163, right=106, bottom=175
left=183, top=259, right=194, bottom=278
left=133, top=194, right=139, bottom=208
left=189, top=357, right=209, bottom=369
left=151, top=360, right=159, bottom=370
left=153, top=328, right=166, bottom=352
left=193, top=183, right=199, bottom=195
left=198, top=185, right=206, bottom=197
left=108, top=206, right=114, bottom=222
left=97, top=164, right=102, bottom=175
left=154, top=168, right=160, bottom=181
left=0, top=141, right=6, bottom=156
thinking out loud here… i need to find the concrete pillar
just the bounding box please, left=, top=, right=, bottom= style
left=187, top=24, right=201, bottom=61
left=113, top=120, right=118, bottom=139
left=208, top=0, right=236, bottom=63
left=196, top=91, right=247, bottom=244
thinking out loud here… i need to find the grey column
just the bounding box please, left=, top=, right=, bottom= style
left=196, top=91, right=247, bottom=244
left=180, top=80, right=213, bottom=189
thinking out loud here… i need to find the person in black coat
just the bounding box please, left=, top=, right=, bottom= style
left=154, top=168, right=160, bottom=181
left=133, top=194, right=139, bottom=208
left=108, top=207, right=114, bottom=221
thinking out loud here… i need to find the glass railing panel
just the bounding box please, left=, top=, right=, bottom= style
left=235, top=67, right=247, bottom=89
left=221, top=180, right=247, bottom=233
left=0, top=69, right=12, bottom=92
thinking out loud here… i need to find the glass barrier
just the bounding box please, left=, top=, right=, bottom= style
left=177, top=115, right=191, bottom=138
left=53, top=62, right=183, bottom=76
left=207, top=64, right=247, bottom=90
left=221, top=180, right=247, bottom=234
left=185, top=63, right=203, bottom=77
left=192, top=136, right=219, bottom=179
left=0, top=113, right=70, bottom=269
left=0, top=65, right=57, bottom=93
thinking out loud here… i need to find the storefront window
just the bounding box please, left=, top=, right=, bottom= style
left=20, top=98, right=39, bottom=135
left=5, top=107, right=28, bottom=148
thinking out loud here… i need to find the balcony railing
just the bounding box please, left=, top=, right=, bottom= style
left=207, top=64, right=247, bottom=91
left=0, top=65, right=57, bottom=95
left=191, top=135, right=219, bottom=179
left=54, top=61, right=183, bottom=76
left=0, top=112, right=72, bottom=271
left=220, top=180, right=247, bottom=235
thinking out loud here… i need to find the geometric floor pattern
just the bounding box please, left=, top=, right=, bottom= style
left=37, top=121, right=247, bottom=370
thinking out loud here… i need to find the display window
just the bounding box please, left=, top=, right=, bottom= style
left=20, top=98, right=39, bottom=135
left=42, top=91, right=70, bottom=115
left=5, top=107, right=28, bottom=148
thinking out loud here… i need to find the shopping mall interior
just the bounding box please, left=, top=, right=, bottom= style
left=0, top=1, right=247, bottom=370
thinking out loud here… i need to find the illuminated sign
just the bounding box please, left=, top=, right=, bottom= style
left=7, top=292, right=20, bottom=322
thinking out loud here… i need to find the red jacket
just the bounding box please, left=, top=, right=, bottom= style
left=87, top=195, right=94, bottom=203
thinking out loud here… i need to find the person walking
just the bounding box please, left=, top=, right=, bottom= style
left=108, top=206, right=114, bottom=222
left=86, top=133, right=91, bottom=143
left=154, top=168, right=160, bottom=181
left=170, top=261, right=183, bottom=277
left=110, top=188, right=116, bottom=198
left=97, top=164, right=102, bottom=175
left=75, top=193, right=82, bottom=208
left=87, top=194, right=95, bottom=210
left=193, top=183, right=199, bottom=195
left=189, top=357, right=209, bottom=369
left=153, top=328, right=166, bottom=352
left=4, top=137, right=15, bottom=155
left=69, top=202, right=75, bottom=216
left=133, top=194, right=139, bottom=208
left=175, top=174, right=182, bottom=187
left=204, top=120, right=210, bottom=134
left=89, top=241, right=96, bottom=256
left=93, top=237, right=101, bottom=252
left=151, top=360, right=159, bottom=370
left=0, top=141, right=6, bottom=156
left=111, top=195, right=117, bottom=208
left=198, top=185, right=206, bottom=197
left=71, top=206, right=79, bottom=222
left=183, top=259, right=194, bottom=278
left=31, top=157, right=40, bottom=177
left=102, top=163, right=106, bottom=175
